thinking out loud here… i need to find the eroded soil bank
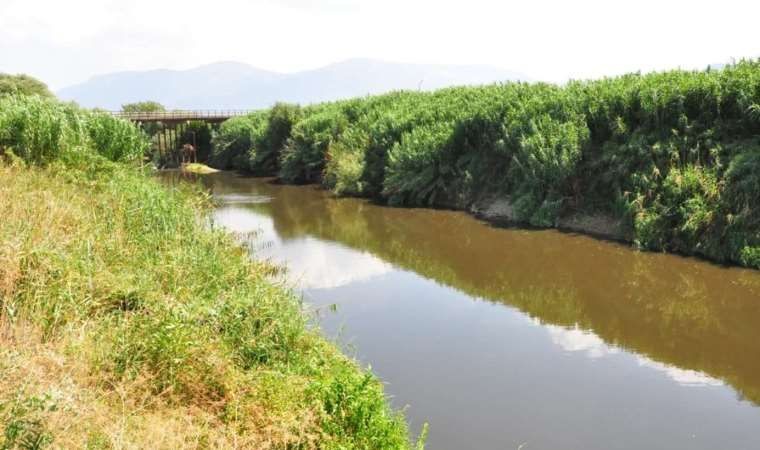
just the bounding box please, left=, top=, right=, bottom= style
left=470, top=196, right=626, bottom=241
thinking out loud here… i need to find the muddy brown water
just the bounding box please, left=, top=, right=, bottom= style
left=174, top=171, right=760, bottom=449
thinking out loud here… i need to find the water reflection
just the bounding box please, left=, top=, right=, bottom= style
left=216, top=206, right=393, bottom=289
left=200, top=173, right=760, bottom=406
left=167, top=172, right=760, bottom=449
left=544, top=323, right=723, bottom=387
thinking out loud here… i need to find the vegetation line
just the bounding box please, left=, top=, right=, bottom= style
left=210, top=60, right=760, bottom=268
left=0, top=94, right=419, bottom=448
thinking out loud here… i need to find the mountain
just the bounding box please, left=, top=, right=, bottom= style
left=57, top=59, right=528, bottom=110
left=57, top=62, right=279, bottom=110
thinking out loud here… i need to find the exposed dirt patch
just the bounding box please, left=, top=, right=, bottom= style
left=557, top=213, right=626, bottom=241
left=469, top=196, right=627, bottom=241
left=469, top=197, right=517, bottom=222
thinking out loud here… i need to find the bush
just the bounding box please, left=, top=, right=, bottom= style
left=0, top=73, right=53, bottom=98
left=253, top=103, right=301, bottom=174
left=0, top=96, right=85, bottom=163
left=384, top=122, right=456, bottom=206
left=209, top=113, right=265, bottom=170
left=508, top=112, right=589, bottom=226
left=631, top=166, right=721, bottom=254
left=324, top=127, right=369, bottom=195
left=85, top=111, right=149, bottom=161
left=279, top=107, right=348, bottom=183
left=207, top=59, right=760, bottom=268
left=0, top=95, right=147, bottom=164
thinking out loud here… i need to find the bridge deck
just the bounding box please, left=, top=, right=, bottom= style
left=112, top=110, right=255, bottom=123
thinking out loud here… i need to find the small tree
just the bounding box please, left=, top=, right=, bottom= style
left=122, top=101, right=166, bottom=137
left=0, top=74, right=54, bottom=98
left=121, top=101, right=166, bottom=113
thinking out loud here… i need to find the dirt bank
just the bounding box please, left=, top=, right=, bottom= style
left=470, top=196, right=627, bottom=241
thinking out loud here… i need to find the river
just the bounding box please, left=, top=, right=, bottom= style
left=190, top=171, right=760, bottom=449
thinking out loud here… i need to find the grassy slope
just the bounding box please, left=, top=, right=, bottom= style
left=0, top=95, right=416, bottom=449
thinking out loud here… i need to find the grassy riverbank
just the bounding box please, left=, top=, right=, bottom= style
left=210, top=60, right=760, bottom=268
left=0, top=96, right=417, bottom=448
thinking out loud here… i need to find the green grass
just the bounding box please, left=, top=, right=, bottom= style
left=0, top=95, right=148, bottom=165
left=0, top=95, right=418, bottom=449
left=210, top=60, right=760, bottom=268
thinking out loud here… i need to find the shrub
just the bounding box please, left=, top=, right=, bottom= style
left=279, top=107, right=348, bottom=183
left=207, top=59, right=760, bottom=267
left=209, top=113, right=265, bottom=170
left=0, top=95, right=147, bottom=164
left=0, top=73, right=53, bottom=98
left=508, top=113, right=590, bottom=226
left=85, top=111, right=148, bottom=161
left=0, top=95, right=85, bottom=163
left=384, top=122, right=456, bottom=206
left=251, top=103, right=301, bottom=174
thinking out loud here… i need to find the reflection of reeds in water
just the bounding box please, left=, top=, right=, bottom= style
left=237, top=174, right=760, bottom=405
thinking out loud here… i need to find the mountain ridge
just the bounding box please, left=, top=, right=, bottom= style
left=57, top=59, right=528, bottom=110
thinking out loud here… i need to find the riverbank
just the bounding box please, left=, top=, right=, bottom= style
left=0, top=95, right=417, bottom=449
left=468, top=196, right=626, bottom=241
left=0, top=162, right=415, bottom=449
left=210, top=61, right=760, bottom=269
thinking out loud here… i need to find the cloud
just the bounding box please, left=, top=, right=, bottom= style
left=212, top=205, right=393, bottom=290
left=546, top=324, right=620, bottom=359
left=636, top=357, right=723, bottom=387
left=275, top=239, right=393, bottom=290
left=545, top=323, right=724, bottom=387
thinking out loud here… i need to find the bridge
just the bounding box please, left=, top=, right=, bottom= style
left=112, top=110, right=256, bottom=165
left=111, top=110, right=254, bottom=124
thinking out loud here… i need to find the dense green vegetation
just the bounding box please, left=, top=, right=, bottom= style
left=0, top=95, right=416, bottom=448
left=121, top=101, right=167, bottom=114
left=0, top=74, right=53, bottom=98
left=210, top=60, right=760, bottom=268
left=0, top=95, right=147, bottom=164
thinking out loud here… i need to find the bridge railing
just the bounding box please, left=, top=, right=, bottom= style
left=111, top=110, right=256, bottom=121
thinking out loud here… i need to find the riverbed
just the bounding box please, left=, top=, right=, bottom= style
left=192, top=171, right=760, bottom=449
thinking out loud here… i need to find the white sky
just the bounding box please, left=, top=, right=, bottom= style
left=1, top=0, right=758, bottom=90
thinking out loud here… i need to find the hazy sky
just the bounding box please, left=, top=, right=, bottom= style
left=1, top=0, right=758, bottom=90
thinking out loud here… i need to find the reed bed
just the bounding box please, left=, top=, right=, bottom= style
left=211, top=60, right=760, bottom=268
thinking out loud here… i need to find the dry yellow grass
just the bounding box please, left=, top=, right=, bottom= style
left=0, top=165, right=315, bottom=449
left=0, top=321, right=323, bottom=449
left=0, top=162, right=413, bottom=449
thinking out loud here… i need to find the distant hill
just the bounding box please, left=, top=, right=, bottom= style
left=57, top=59, right=528, bottom=110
